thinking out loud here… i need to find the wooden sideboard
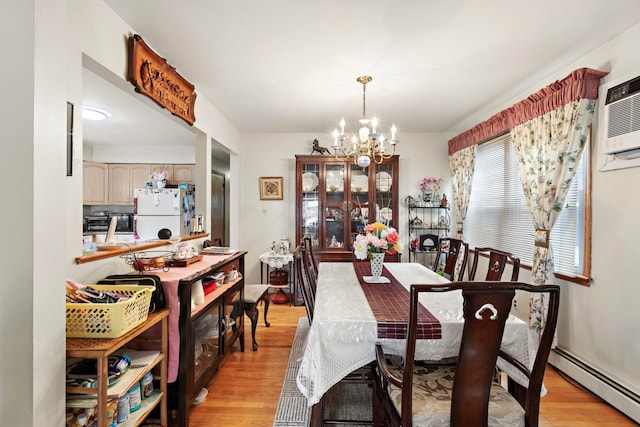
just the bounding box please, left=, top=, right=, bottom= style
left=161, top=251, right=246, bottom=427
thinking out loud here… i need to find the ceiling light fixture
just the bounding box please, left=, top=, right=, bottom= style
left=82, top=106, right=111, bottom=121
left=332, top=75, right=398, bottom=168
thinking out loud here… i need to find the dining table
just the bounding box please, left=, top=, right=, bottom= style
left=296, top=261, right=533, bottom=422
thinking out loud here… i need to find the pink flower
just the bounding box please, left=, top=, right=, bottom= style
left=353, top=222, right=403, bottom=260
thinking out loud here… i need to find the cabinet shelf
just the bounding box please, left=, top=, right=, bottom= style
left=118, top=390, right=164, bottom=427
left=407, top=205, right=450, bottom=266
left=409, top=226, right=449, bottom=231
left=66, top=309, right=169, bottom=427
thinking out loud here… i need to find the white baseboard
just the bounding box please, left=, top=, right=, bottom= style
left=549, top=348, right=640, bottom=424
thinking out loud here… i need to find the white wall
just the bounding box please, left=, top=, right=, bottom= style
left=449, top=22, right=640, bottom=418
left=0, top=1, right=67, bottom=425
left=238, top=132, right=452, bottom=284
left=0, top=1, right=241, bottom=425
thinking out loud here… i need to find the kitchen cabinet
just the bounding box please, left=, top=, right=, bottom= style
left=295, top=155, right=399, bottom=263
left=83, top=162, right=109, bottom=205
left=173, top=164, right=195, bottom=184
left=108, top=163, right=150, bottom=205
left=66, top=309, right=169, bottom=427
left=151, top=164, right=195, bottom=185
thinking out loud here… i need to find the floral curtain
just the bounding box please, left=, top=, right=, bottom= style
left=448, top=145, right=478, bottom=239
left=510, top=98, right=596, bottom=338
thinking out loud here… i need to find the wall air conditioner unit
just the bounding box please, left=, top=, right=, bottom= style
left=599, top=74, right=640, bottom=171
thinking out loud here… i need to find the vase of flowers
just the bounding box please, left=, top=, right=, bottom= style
left=153, top=170, right=169, bottom=189
left=353, top=222, right=403, bottom=280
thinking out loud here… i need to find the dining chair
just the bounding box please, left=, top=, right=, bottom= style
left=432, top=237, right=469, bottom=281
left=298, top=246, right=375, bottom=426
left=373, top=281, right=560, bottom=427
left=469, top=247, right=521, bottom=282
left=303, top=236, right=319, bottom=278
left=294, top=246, right=315, bottom=324
left=300, top=240, right=318, bottom=299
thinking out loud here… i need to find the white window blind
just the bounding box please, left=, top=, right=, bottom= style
left=465, top=134, right=587, bottom=277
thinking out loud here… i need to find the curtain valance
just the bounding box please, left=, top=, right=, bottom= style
left=448, top=67, right=608, bottom=154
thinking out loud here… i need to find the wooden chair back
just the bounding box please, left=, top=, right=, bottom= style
left=432, top=237, right=469, bottom=281
left=374, top=281, right=560, bottom=427
left=302, top=236, right=318, bottom=277
left=469, top=247, right=520, bottom=281
left=294, top=246, right=315, bottom=324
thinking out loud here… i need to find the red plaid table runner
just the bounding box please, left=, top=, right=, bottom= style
left=353, top=262, right=442, bottom=340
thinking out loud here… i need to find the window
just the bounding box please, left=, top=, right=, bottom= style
left=465, top=133, right=590, bottom=283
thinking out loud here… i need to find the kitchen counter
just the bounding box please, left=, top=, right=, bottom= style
left=74, top=233, right=209, bottom=264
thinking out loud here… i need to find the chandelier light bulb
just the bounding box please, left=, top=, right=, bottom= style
left=359, top=125, right=370, bottom=143
left=371, top=117, right=378, bottom=133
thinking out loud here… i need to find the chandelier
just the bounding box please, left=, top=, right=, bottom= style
left=332, top=75, right=398, bottom=168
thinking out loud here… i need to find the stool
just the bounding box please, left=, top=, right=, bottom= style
left=243, top=284, right=270, bottom=351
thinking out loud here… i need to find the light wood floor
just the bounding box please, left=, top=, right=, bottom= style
left=188, top=302, right=636, bottom=427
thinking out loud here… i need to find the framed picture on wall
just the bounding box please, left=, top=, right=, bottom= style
left=259, top=176, right=283, bottom=200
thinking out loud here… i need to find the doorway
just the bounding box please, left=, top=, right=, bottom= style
left=210, top=171, right=226, bottom=246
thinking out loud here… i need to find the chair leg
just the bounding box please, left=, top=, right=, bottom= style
left=244, top=302, right=260, bottom=351
left=262, top=295, right=271, bottom=327
left=310, top=398, right=325, bottom=427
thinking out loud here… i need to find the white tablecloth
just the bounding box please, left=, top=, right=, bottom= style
left=296, top=262, right=531, bottom=405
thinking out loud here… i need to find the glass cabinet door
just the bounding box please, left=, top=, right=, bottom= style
left=301, top=163, right=320, bottom=248
left=192, top=304, right=222, bottom=383
left=324, top=164, right=346, bottom=249
left=374, top=162, right=394, bottom=229
left=349, top=165, right=370, bottom=245
left=223, top=284, right=243, bottom=350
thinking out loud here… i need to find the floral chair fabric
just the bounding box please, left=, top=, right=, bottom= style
left=510, top=98, right=595, bottom=336
left=387, top=363, right=525, bottom=427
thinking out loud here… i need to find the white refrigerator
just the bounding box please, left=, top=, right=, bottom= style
left=134, top=187, right=195, bottom=240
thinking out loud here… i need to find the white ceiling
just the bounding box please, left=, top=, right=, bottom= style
left=86, top=0, right=640, bottom=147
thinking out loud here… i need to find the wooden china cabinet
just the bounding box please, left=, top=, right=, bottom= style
left=295, top=154, right=399, bottom=263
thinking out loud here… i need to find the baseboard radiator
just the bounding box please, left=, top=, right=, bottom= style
left=549, top=348, right=640, bottom=423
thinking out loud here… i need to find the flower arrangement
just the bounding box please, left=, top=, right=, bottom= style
left=152, top=170, right=169, bottom=183
left=353, top=222, right=403, bottom=260
left=419, top=177, right=442, bottom=192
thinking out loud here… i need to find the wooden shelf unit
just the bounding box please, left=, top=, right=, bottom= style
left=66, top=309, right=169, bottom=427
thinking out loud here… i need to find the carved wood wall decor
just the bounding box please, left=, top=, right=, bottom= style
left=127, top=34, right=197, bottom=125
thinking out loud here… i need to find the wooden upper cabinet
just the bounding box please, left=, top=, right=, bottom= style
left=173, top=164, right=195, bottom=184
left=152, top=164, right=195, bottom=184
left=83, top=162, right=109, bottom=205
left=109, top=164, right=150, bottom=205
left=130, top=164, right=152, bottom=190
left=83, top=163, right=193, bottom=206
